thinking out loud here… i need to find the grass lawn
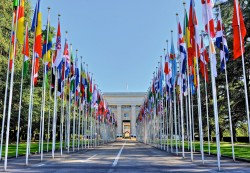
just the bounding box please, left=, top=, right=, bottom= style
left=159, top=140, right=250, bottom=160
left=1, top=139, right=95, bottom=158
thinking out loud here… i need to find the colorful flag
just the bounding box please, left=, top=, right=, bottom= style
left=75, top=56, right=80, bottom=100
left=63, top=38, right=70, bottom=78
left=200, top=36, right=209, bottom=82
left=178, top=22, right=187, bottom=75
left=22, top=24, right=29, bottom=77
left=232, top=0, right=246, bottom=60
left=54, top=19, right=63, bottom=69
left=216, top=9, right=229, bottom=72
left=188, top=0, right=197, bottom=65
left=17, top=0, right=25, bottom=43
left=164, top=50, right=172, bottom=90
left=32, top=0, right=42, bottom=85
left=183, top=8, right=192, bottom=68
left=42, top=19, right=52, bottom=64
left=170, top=33, right=177, bottom=87
left=201, top=0, right=215, bottom=38
left=92, top=84, right=98, bottom=108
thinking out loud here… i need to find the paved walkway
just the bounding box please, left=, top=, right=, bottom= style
left=0, top=140, right=249, bottom=172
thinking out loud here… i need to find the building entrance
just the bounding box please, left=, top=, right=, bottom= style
left=123, top=120, right=131, bottom=138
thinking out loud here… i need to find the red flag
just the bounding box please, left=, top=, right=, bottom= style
left=200, top=36, right=209, bottom=82
left=232, top=0, right=246, bottom=60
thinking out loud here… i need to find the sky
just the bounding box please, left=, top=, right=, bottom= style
left=33, top=0, right=202, bottom=93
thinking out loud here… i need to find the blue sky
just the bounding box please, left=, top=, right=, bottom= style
left=34, top=0, right=202, bottom=92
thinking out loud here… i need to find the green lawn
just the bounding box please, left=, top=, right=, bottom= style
left=1, top=139, right=95, bottom=157
left=158, top=140, right=250, bottom=160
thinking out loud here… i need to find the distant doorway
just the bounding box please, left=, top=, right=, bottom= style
left=123, top=120, right=131, bottom=139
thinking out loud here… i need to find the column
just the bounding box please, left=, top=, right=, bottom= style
left=131, top=105, right=136, bottom=137
left=117, top=105, right=122, bottom=137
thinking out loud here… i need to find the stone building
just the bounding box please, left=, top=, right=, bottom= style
left=103, top=92, right=145, bottom=138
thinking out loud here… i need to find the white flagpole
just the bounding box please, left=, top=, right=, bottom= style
left=72, top=49, right=78, bottom=151
left=0, top=10, right=15, bottom=161
left=176, top=14, right=185, bottom=158
left=183, top=3, right=193, bottom=161
left=77, top=56, right=83, bottom=150
left=235, top=0, right=250, bottom=143
left=47, top=51, right=54, bottom=152
left=170, top=31, right=178, bottom=155
left=192, top=8, right=205, bottom=164
left=16, top=23, right=28, bottom=158
left=200, top=33, right=210, bottom=156
left=67, top=43, right=72, bottom=153
left=60, top=31, right=68, bottom=156
left=26, top=0, right=38, bottom=164
left=41, top=7, right=50, bottom=161
left=185, top=88, right=189, bottom=151
left=218, top=5, right=235, bottom=160
left=204, top=0, right=220, bottom=170
left=52, top=68, right=58, bottom=159
left=4, top=2, right=20, bottom=169
left=85, top=83, right=88, bottom=148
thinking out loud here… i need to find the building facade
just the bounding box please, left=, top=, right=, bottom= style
left=103, top=92, right=145, bottom=138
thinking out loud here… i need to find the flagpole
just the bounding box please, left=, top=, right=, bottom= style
left=165, top=40, right=170, bottom=152
left=86, top=64, right=90, bottom=149
left=26, top=0, right=39, bottom=164
left=41, top=6, right=50, bottom=161
left=67, top=43, right=72, bottom=153
left=185, top=87, right=189, bottom=150
left=4, top=1, right=20, bottom=171
left=190, top=4, right=205, bottom=163
left=204, top=0, right=220, bottom=170
left=234, top=0, right=250, bottom=143
left=200, top=33, right=210, bottom=156
left=0, top=10, right=16, bottom=161
left=218, top=6, right=235, bottom=160
left=176, top=13, right=185, bottom=158
left=4, top=0, right=21, bottom=169
left=60, top=30, right=68, bottom=156
left=182, top=3, right=193, bottom=161
left=77, top=56, right=83, bottom=151
left=52, top=67, right=58, bottom=159
left=64, top=31, right=68, bottom=151
left=162, top=49, right=166, bottom=151
left=170, top=30, right=178, bottom=155
left=47, top=52, right=54, bottom=153
left=16, top=23, right=28, bottom=158
left=81, top=62, right=85, bottom=149
left=90, top=73, right=93, bottom=148
left=85, top=81, right=88, bottom=148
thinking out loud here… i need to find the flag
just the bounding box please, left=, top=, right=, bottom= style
left=200, top=36, right=209, bottom=82
left=188, top=0, right=197, bottom=65
left=216, top=9, right=229, bottom=72
left=42, top=18, right=52, bottom=64
left=75, top=56, right=80, bottom=100
left=201, top=0, right=215, bottom=38
left=22, top=24, right=29, bottom=77
left=70, top=50, right=75, bottom=97
left=92, top=84, right=98, bottom=108
left=54, top=19, right=63, bottom=69
left=63, top=38, right=70, bottom=78
left=9, top=31, right=16, bottom=70
left=170, top=33, right=177, bottom=87
left=232, top=0, right=246, bottom=60
left=178, top=22, right=187, bottom=75
left=32, top=0, right=42, bottom=85
left=80, top=65, right=86, bottom=101
left=183, top=8, right=192, bottom=68
left=17, top=0, right=25, bottom=43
